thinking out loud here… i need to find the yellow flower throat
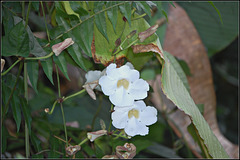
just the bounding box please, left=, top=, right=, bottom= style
left=117, top=79, right=129, bottom=89
left=128, top=109, right=139, bottom=119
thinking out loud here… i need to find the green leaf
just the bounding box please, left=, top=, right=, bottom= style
left=12, top=94, right=22, bottom=132
left=94, top=4, right=109, bottom=42
left=27, top=60, right=39, bottom=93
left=55, top=10, right=89, bottom=71
left=2, top=125, right=8, bottom=153
left=30, top=132, right=42, bottom=152
left=161, top=51, right=229, bottom=158
left=53, top=54, right=70, bottom=81
left=21, top=98, right=32, bottom=135
left=2, top=7, right=14, bottom=34
left=119, top=2, right=132, bottom=26
left=41, top=58, right=54, bottom=85
left=2, top=20, right=30, bottom=57
left=147, top=143, right=181, bottom=158
left=73, top=19, right=93, bottom=57
left=166, top=52, right=190, bottom=92
left=136, top=2, right=152, bottom=18
left=13, top=16, right=47, bottom=57
left=140, top=68, right=156, bottom=80
left=197, top=104, right=204, bottom=115
left=31, top=2, right=39, bottom=11
left=176, top=58, right=192, bottom=76
left=62, top=1, right=80, bottom=19
left=69, top=1, right=89, bottom=18
left=178, top=2, right=238, bottom=56
left=208, top=1, right=223, bottom=24
left=161, top=9, right=168, bottom=22
left=106, top=1, right=118, bottom=33
left=94, top=11, right=158, bottom=70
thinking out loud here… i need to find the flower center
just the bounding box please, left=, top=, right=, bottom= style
left=117, top=79, right=129, bottom=90
left=128, top=109, right=139, bottom=119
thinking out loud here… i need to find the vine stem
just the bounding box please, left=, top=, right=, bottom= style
left=55, top=64, right=68, bottom=147
left=91, top=95, right=103, bottom=130
left=24, top=62, right=30, bottom=158
left=25, top=52, right=54, bottom=60
left=1, top=59, right=21, bottom=76
left=42, top=2, right=126, bottom=48
left=40, top=1, right=51, bottom=42
left=78, top=138, right=89, bottom=146
left=25, top=2, right=31, bottom=28
left=1, top=62, right=23, bottom=123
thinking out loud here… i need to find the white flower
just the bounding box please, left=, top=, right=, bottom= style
left=85, top=70, right=102, bottom=91
left=99, top=63, right=149, bottom=106
left=111, top=100, right=157, bottom=137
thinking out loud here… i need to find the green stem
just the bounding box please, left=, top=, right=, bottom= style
left=47, top=89, right=86, bottom=115
left=113, top=38, right=139, bottom=56
left=2, top=4, right=18, bottom=16
left=78, top=138, right=89, bottom=146
left=24, top=62, right=30, bottom=158
left=40, top=1, right=50, bottom=42
left=22, top=2, right=25, bottom=20
left=63, top=89, right=86, bottom=101
left=108, top=104, right=114, bottom=132
left=1, top=62, right=23, bottom=123
left=91, top=95, right=103, bottom=130
left=112, top=133, right=129, bottom=140
left=25, top=52, right=54, bottom=60
left=42, top=2, right=126, bottom=48
left=131, top=13, right=147, bottom=21
left=1, top=59, right=21, bottom=76
left=55, top=64, right=68, bottom=146
left=25, top=2, right=31, bottom=28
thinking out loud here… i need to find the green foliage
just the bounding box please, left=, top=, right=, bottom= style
left=161, top=51, right=229, bottom=158
left=21, top=98, right=32, bottom=135
left=178, top=2, right=238, bottom=56
left=27, top=60, right=39, bottom=93
left=41, top=58, right=54, bottom=85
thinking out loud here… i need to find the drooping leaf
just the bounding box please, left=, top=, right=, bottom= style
left=161, top=51, right=229, bottom=158
left=119, top=2, right=132, bottom=26
left=106, top=1, right=118, bottom=33
left=176, top=58, right=192, bottom=76
left=21, top=98, right=32, bottom=136
left=73, top=19, right=94, bottom=57
left=55, top=10, right=89, bottom=71
left=208, top=1, right=223, bottom=24
left=2, top=7, right=14, bottom=35
left=2, top=20, right=30, bottom=57
left=30, top=132, right=42, bottom=152
left=13, top=16, right=47, bottom=57
left=2, top=125, right=8, bottom=153
left=12, top=94, right=22, bottom=132
left=136, top=2, right=152, bottom=18
left=178, top=2, right=238, bottom=56
left=53, top=54, right=70, bottom=81
left=94, top=3, right=109, bottom=42
left=41, top=58, right=54, bottom=85
left=27, top=60, right=39, bottom=93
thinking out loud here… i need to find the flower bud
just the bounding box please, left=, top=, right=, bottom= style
left=44, top=108, right=49, bottom=113
left=138, top=18, right=166, bottom=42
left=115, top=38, right=121, bottom=47
left=65, top=145, right=81, bottom=156
left=1, top=59, right=5, bottom=72
left=116, top=143, right=136, bottom=159
left=87, top=130, right=107, bottom=142
left=127, top=30, right=137, bottom=39
left=52, top=38, right=74, bottom=56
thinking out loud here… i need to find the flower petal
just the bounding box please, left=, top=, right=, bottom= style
left=85, top=70, right=102, bottom=83
left=140, top=106, right=158, bottom=126
left=109, top=87, right=134, bottom=106
left=133, top=100, right=146, bottom=110
left=111, top=109, right=128, bottom=129
left=124, top=118, right=149, bottom=136
left=127, top=70, right=140, bottom=83
left=129, top=79, right=149, bottom=99
left=99, top=76, right=117, bottom=95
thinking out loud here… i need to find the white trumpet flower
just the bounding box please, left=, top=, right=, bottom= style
left=99, top=63, right=149, bottom=106
left=111, top=100, right=157, bottom=137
